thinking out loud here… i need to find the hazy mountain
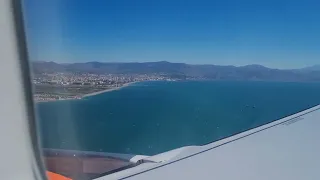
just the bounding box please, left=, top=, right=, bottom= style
left=31, top=61, right=320, bottom=82
left=32, top=61, right=65, bottom=73
left=300, top=65, right=320, bottom=72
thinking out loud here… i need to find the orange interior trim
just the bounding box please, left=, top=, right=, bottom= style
left=46, top=171, right=72, bottom=180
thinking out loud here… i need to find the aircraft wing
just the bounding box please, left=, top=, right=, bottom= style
left=97, top=105, right=320, bottom=180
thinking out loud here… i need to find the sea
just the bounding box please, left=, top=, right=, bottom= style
left=36, top=81, right=320, bottom=156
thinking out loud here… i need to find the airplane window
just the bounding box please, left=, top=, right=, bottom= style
left=21, top=0, right=320, bottom=179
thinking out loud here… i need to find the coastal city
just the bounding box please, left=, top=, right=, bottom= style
left=32, top=72, right=181, bottom=102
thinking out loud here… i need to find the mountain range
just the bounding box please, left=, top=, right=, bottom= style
left=300, top=65, right=320, bottom=72
left=31, top=61, right=320, bottom=82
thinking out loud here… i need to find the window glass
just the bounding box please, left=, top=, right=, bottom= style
left=22, top=0, right=320, bottom=179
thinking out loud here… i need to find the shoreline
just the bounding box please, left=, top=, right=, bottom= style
left=82, top=81, right=138, bottom=98
left=35, top=81, right=140, bottom=103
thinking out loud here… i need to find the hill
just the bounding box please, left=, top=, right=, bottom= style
left=31, top=61, right=320, bottom=82
left=300, top=65, right=320, bottom=72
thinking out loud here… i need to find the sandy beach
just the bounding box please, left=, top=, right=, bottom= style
left=35, top=97, right=81, bottom=103
left=35, top=81, right=139, bottom=103
left=82, top=81, right=138, bottom=98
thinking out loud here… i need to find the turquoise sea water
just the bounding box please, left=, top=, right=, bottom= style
left=36, top=81, right=320, bottom=156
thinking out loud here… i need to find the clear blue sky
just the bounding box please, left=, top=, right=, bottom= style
left=23, top=0, right=320, bottom=69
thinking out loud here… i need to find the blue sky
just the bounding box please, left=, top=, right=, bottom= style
left=23, top=0, right=320, bottom=69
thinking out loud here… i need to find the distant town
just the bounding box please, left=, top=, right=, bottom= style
left=33, top=72, right=193, bottom=102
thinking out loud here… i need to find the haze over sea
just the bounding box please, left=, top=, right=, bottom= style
left=36, top=81, right=320, bottom=156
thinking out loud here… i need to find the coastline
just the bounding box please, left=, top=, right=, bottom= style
left=35, top=81, right=139, bottom=103
left=82, top=81, right=138, bottom=98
